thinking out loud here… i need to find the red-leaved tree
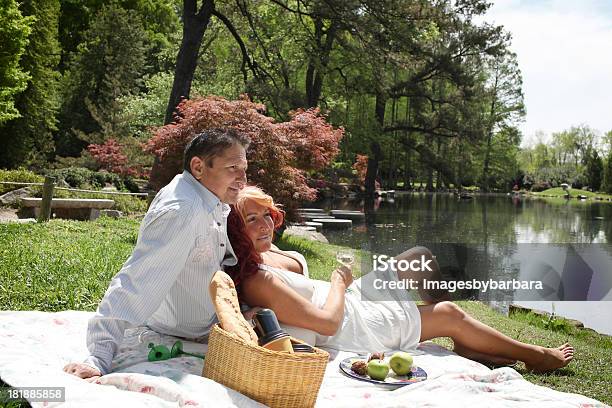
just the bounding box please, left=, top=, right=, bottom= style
left=352, top=154, right=368, bottom=183
left=143, top=95, right=343, bottom=216
left=88, top=139, right=139, bottom=177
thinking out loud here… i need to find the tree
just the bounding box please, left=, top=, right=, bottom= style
left=57, top=0, right=181, bottom=71
left=143, top=95, right=343, bottom=215
left=163, top=0, right=214, bottom=125
left=0, top=0, right=32, bottom=127
left=585, top=149, right=603, bottom=191
left=145, top=0, right=521, bottom=191
left=0, top=0, right=61, bottom=169
left=603, top=150, right=612, bottom=194
left=56, top=4, right=150, bottom=156
left=480, top=50, right=525, bottom=191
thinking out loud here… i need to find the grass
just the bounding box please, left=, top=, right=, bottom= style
left=0, top=217, right=140, bottom=311
left=429, top=302, right=611, bottom=405
left=533, top=187, right=612, bottom=201
left=0, top=218, right=610, bottom=405
left=276, top=234, right=366, bottom=279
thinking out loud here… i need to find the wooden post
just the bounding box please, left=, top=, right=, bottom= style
left=38, top=176, right=55, bottom=222
left=146, top=190, right=157, bottom=210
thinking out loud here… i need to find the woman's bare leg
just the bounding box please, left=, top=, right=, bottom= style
left=394, top=246, right=450, bottom=304
left=418, top=302, right=574, bottom=372
left=451, top=344, right=516, bottom=366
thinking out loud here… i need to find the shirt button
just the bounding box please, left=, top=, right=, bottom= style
left=217, top=222, right=221, bottom=226
left=220, top=243, right=225, bottom=247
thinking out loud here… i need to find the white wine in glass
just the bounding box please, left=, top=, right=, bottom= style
left=336, top=250, right=355, bottom=266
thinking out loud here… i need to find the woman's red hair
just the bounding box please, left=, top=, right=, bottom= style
left=226, top=186, right=285, bottom=290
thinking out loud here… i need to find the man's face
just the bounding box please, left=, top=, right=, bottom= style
left=191, top=143, right=248, bottom=204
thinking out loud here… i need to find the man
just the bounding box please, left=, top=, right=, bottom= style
left=64, top=128, right=250, bottom=381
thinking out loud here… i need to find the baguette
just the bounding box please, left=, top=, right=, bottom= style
left=209, top=271, right=258, bottom=345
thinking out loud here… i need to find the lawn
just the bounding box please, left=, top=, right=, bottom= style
left=0, top=217, right=610, bottom=405
left=533, top=187, right=612, bottom=201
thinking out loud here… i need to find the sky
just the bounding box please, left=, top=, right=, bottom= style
left=478, top=0, right=612, bottom=146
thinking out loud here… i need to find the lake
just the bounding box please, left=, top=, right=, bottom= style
left=311, top=193, right=612, bottom=335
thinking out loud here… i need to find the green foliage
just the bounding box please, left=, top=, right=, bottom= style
left=519, top=126, right=607, bottom=192
left=585, top=149, right=603, bottom=191
left=57, top=0, right=180, bottom=71
left=0, top=168, right=44, bottom=194
left=0, top=0, right=32, bottom=125
left=0, top=0, right=61, bottom=169
left=45, top=167, right=135, bottom=192
left=56, top=4, right=151, bottom=156
left=525, top=163, right=587, bottom=191
left=604, top=151, right=612, bottom=194
left=119, top=72, right=174, bottom=141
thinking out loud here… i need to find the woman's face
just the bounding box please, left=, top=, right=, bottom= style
left=242, top=199, right=275, bottom=253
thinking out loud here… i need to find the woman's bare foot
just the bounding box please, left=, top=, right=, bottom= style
left=453, top=343, right=517, bottom=366
left=525, top=343, right=574, bottom=373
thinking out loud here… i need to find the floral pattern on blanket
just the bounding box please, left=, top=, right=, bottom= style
left=0, top=311, right=608, bottom=408
left=0, top=311, right=263, bottom=407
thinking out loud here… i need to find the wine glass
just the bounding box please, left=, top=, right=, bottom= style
left=336, top=250, right=355, bottom=267
left=336, top=250, right=355, bottom=293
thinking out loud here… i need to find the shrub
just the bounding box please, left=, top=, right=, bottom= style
left=144, top=95, right=343, bottom=216
left=531, top=181, right=551, bottom=192
left=0, top=168, right=44, bottom=194
left=352, top=154, right=368, bottom=183
left=46, top=167, right=128, bottom=191
left=87, top=139, right=147, bottom=178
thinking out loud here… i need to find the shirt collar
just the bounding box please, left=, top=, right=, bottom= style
left=182, top=170, right=227, bottom=214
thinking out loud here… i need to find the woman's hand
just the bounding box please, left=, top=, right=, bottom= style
left=331, top=264, right=354, bottom=288
left=242, top=306, right=263, bottom=321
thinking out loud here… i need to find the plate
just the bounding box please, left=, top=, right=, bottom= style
left=339, top=357, right=427, bottom=387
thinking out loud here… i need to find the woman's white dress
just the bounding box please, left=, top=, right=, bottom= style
left=258, top=250, right=421, bottom=353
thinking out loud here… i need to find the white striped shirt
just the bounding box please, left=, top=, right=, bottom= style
left=84, top=171, right=237, bottom=374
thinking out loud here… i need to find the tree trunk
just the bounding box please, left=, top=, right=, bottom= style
left=435, top=137, right=442, bottom=190
left=481, top=74, right=499, bottom=192
left=305, top=17, right=337, bottom=108
left=365, top=92, right=386, bottom=195
left=365, top=141, right=382, bottom=196
left=165, top=2, right=214, bottom=125
left=149, top=0, right=214, bottom=191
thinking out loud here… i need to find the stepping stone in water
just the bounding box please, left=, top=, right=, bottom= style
left=298, top=208, right=326, bottom=213
left=313, top=218, right=352, bottom=229
left=329, top=210, right=365, bottom=221
left=301, top=214, right=335, bottom=220
left=304, top=221, right=323, bottom=232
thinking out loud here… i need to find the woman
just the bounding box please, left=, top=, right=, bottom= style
left=226, top=186, right=574, bottom=372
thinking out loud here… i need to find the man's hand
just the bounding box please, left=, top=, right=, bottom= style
left=63, top=363, right=101, bottom=382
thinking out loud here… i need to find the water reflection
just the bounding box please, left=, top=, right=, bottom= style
left=311, top=193, right=612, bottom=333
left=316, top=193, right=612, bottom=249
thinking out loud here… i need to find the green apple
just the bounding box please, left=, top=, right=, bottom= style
left=367, top=359, right=390, bottom=381
left=389, top=351, right=413, bottom=376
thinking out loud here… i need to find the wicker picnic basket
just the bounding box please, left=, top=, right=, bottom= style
left=203, top=324, right=329, bottom=408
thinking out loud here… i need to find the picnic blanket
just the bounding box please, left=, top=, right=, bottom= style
left=0, top=311, right=608, bottom=408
